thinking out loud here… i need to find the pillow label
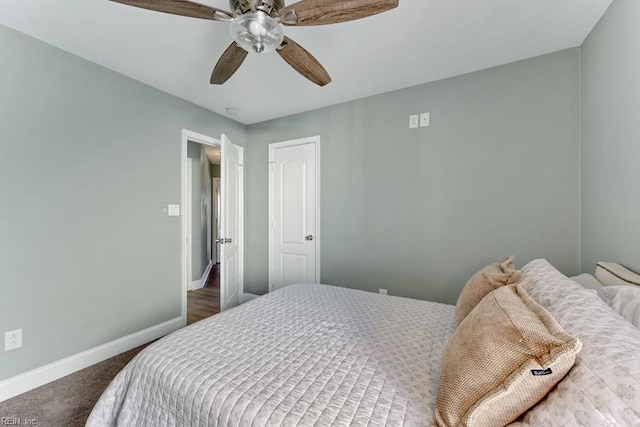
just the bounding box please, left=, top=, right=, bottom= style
left=531, top=368, right=553, bottom=376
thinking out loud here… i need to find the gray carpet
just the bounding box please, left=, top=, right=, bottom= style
left=0, top=343, right=149, bottom=427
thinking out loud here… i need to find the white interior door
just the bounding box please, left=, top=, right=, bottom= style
left=269, top=137, right=320, bottom=292
left=212, top=178, right=221, bottom=264
left=220, top=134, right=241, bottom=311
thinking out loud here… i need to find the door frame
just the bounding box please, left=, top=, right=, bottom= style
left=185, top=158, right=193, bottom=290
left=268, top=136, right=321, bottom=291
left=181, top=129, right=245, bottom=324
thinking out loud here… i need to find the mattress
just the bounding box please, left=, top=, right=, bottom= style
left=87, top=284, right=456, bottom=427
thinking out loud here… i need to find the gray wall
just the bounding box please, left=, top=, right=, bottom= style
left=247, top=49, right=581, bottom=304
left=187, top=141, right=202, bottom=281
left=581, top=0, right=640, bottom=274
left=201, top=148, right=213, bottom=266
left=187, top=141, right=212, bottom=281
left=186, top=142, right=214, bottom=281
left=0, top=25, right=246, bottom=381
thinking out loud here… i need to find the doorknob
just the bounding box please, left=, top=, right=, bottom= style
left=224, top=238, right=232, bottom=244
left=215, top=238, right=224, bottom=244
left=305, top=235, right=314, bottom=241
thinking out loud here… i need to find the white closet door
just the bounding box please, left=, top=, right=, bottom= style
left=269, top=137, right=320, bottom=291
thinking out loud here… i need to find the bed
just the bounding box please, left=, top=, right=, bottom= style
left=87, top=283, right=455, bottom=426
left=87, top=260, right=640, bottom=426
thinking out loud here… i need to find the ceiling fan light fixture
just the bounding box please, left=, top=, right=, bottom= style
left=230, top=12, right=284, bottom=54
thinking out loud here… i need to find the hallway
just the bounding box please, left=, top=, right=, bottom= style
left=187, top=264, right=220, bottom=325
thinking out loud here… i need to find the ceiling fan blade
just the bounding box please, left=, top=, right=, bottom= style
left=210, top=43, right=248, bottom=85
left=279, top=0, right=398, bottom=26
left=276, top=37, right=331, bottom=87
left=110, top=0, right=233, bottom=21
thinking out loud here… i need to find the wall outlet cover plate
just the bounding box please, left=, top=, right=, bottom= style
left=5, top=329, right=22, bottom=351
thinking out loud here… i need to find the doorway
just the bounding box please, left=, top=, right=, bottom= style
left=268, top=136, right=321, bottom=292
left=181, top=130, right=244, bottom=325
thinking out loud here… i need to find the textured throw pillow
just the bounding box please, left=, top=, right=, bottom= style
left=435, top=282, right=582, bottom=427
left=596, top=285, right=640, bottom=328
left=519, top=259, right=640, bottom=426
left=455, top=256, right=521, bottom=325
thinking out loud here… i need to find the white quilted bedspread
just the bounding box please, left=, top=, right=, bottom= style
left=87, top=284, right=455, bottom=427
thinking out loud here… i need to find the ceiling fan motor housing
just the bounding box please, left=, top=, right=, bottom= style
left=230, top=0, right=284, bottom=18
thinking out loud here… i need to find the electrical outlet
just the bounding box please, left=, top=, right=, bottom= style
left=5, top=328, right=22, bottom=351
left=409, top=114, right=419, bottom=129
left=379, top=289, right=388, bottom=295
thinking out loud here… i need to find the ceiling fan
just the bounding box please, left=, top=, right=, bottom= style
left=110, top=0, right=399, bottom=86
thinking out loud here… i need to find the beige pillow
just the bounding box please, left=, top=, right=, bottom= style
left=434, top=282, right=582, bottom=427
left=455, top=256, right=521, bottom=325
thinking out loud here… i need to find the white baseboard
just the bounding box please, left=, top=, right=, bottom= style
left=0, top=316, right=184, bottom=403
left=189, top=261, right=214, bottom=291
left=242, top=293, right=260, bottom=304
left=201, top=261, right=214, bottom=286
left=189, top=279, right=202, bottom=291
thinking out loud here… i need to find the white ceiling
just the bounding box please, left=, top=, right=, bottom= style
left=0, top=0, right=611, bottom=125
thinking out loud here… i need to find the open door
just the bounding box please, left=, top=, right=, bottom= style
left=220, top=134, right=241, bottom=311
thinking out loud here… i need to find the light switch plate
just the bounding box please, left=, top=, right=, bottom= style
left=167, top=204, right=180, bottom=217
left=409, top=114, right=419, bottom=129
left=420, top=112, right=430, bottom=127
